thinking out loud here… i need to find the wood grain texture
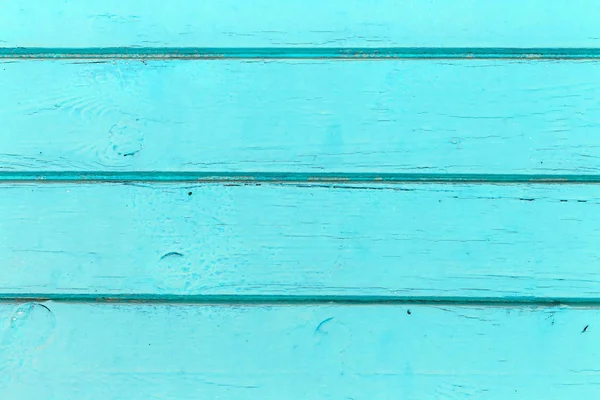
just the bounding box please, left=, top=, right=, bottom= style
left=2, top=182, right=600, bottom=299
left=1, top=302, right=600, bottom=399
left=2, top=60, right=600, bottom=175
left=1, top=0, right=600, bottom=48
left=3, top=0, right=598, bottom=396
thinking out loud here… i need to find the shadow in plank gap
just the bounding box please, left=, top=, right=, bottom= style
left=2, top=294, right=600, bottom=306
left=2, top=172, right=600, bottom=184
left=3, top=47, right=600, bottom=60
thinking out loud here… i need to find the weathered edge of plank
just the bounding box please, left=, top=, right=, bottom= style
left=2, top=182, right=600, bottom=300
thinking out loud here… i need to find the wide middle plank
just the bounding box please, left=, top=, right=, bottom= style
left=2, top=60, right=600, bottom=175
left=2, top=182, right=600, bottom=299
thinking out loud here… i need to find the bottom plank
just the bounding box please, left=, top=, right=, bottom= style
left=0, top=302, right=599, bottom=399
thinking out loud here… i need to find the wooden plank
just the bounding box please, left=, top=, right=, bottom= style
left=2, top=182, right=600, bottom=299
left=2, top=60, right=600, bottom=175
left=1, top=302, right=599, bottom=399
left=1, top=0, right=600, bottom=49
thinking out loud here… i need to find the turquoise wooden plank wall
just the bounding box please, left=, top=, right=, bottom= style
left=1, top=1, right=600, bottom=398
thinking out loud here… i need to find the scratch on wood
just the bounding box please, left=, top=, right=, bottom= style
left=315, top=317, right=334, bottom=334
left=160, top=252, right=184, bottom=260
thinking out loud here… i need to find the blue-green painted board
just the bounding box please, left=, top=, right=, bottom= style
left=1, top=302, right=600, bottom=399
left=1, top=0, right=600, bottom=48
left=3, top=1, right=599, bottom=396
left=2, top=183, right=600, bottom=299
left=2, top=60, right=600, bottom=175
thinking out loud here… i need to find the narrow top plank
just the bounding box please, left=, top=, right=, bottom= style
left=1, top=0, right=600, bottom=49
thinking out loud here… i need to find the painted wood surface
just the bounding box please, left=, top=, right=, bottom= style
left=3, top=1, right=600, bottom=397
left=2, top=60, right=600, bottom=175
left=2, top=182, right=600, bottom=300
left=1, top=302, right=600, bottom=399
left=1, top=0, right=600, bottom=49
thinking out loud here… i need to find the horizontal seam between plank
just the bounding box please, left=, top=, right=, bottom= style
left=2, top=172, right=600, bottom=184
left=2, top=47, right=600, bottom=60
left=1, top=294, right=600, bottom=307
